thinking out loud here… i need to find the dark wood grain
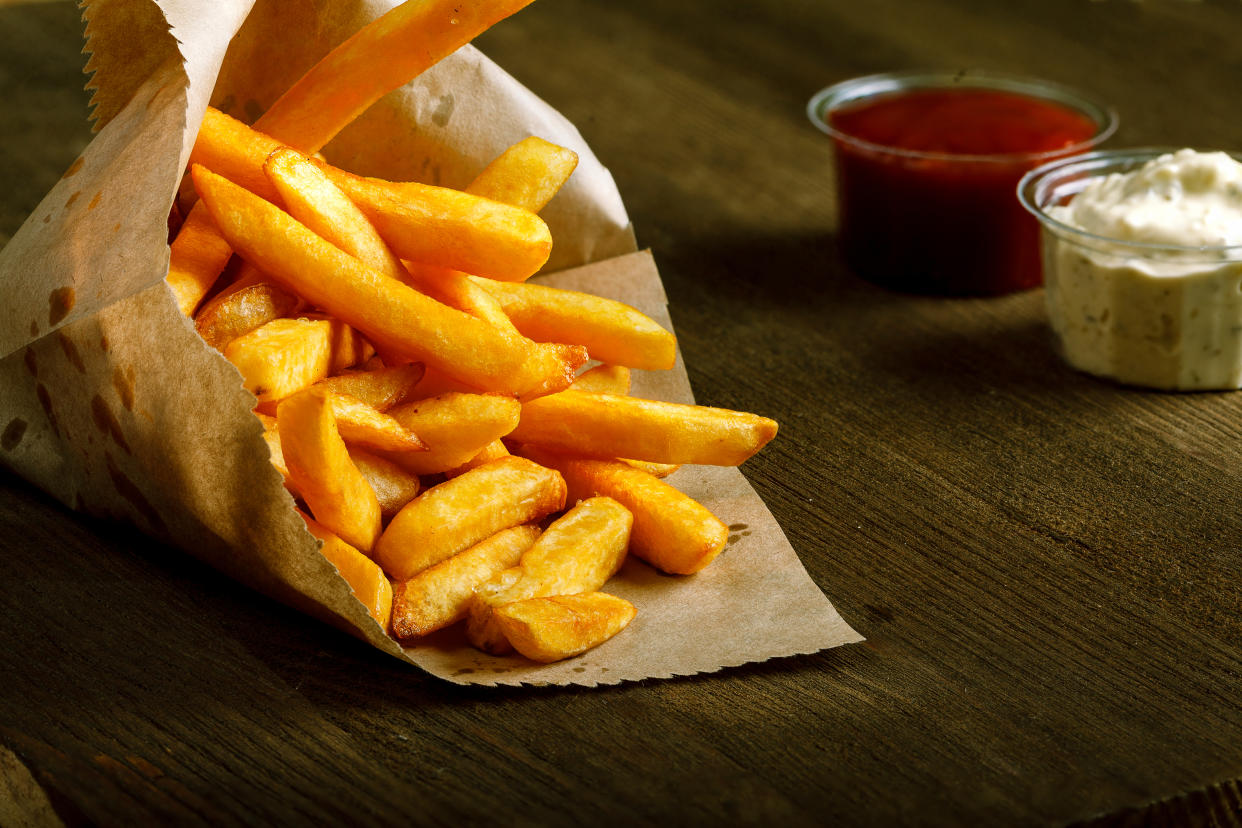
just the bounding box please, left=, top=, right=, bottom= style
left=4, top=0, right=1242, bottom=825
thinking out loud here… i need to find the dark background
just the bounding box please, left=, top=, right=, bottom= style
left=3, top=0, right=1242, bottom=825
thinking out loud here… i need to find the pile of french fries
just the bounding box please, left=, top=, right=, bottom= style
left=169, top=0, right=777, bottom=663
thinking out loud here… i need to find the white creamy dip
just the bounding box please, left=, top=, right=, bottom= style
left=1041, top=149, right=1242, bottom=390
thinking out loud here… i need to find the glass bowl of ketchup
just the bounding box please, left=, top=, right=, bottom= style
left=808, top=71, right=1117, bottom=296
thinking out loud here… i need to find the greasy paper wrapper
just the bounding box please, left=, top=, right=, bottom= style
left=0, top=0, right=861, bottom=686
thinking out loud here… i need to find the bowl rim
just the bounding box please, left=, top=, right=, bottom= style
left=806, top=69, right=1119, bottom=165
left=1017, top=147, right=1242, bottom=258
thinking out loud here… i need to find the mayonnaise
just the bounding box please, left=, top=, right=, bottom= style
left=1040, top=149, right=1242, bottom=390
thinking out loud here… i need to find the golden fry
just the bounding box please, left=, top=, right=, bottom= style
left=494, top=592, right=635, bottom=663
left=302, top=513, right=393, bottom=631
left=570, top=364, right=631, bottom=395
left=442, top=439, right=510, bottom=478
left=224, top=316, right=371, bottom=405
left=264, top=147, right=406, bottom=279
left=472, top=276, right=677, bottom=370
left=324, top=391, right=426, bottom=453
left=521, top=448, right=727, bottom=574
left=194, top=281, right=300, bottom=351
left=511, top=390, right=778, bottom=466
left=192, top=166, right=580, bottom=397
left=322, top=166, right=553, bottom=282
left=382, top=392, right=521, bottom=476
left=313, top=363, right=424, bottom=411
left=466, top=136, right=579, bottom=213
left=253, top=0, right=537, bottom=154
left=390, top=524, right=540, bottom=642
left=349, top=449, right=420, bottom=520
left=373, top=456, right=566, bottom=581
left=466, top=496, right=632, bottom=654
left=166, top=205, right=236, bottom=317
left=278, top=389, right=382, bottom=553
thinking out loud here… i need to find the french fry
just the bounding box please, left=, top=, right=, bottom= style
left=570, top=364, right=631, bottom=395
left=518, top=447, right=727, bottom=575
left=565, top=367, right=679, bottom=477
left=312, top=363, right=424, bottom=411
left=390, top=524, right=540, bottom=642
left=510, top=390, right=779, bottom=466
left=373, top=456, right=566, bottom=581
left=466, top=136, right=579, bottom=213
left=321, top=167, right=553, bottom=282
left=171, top=0, right=536, bottom=314
left=264, top=148, right=407, bottom=279
left=323, top=392, right=426, bottom=453
left=349, top=449, right=420, bottom=521
left=381, top=392, right=521, bottom=477
left=278, top=389, right=382, bottom=553
left=224, top=316, right=372, bottom=405
left=194, top=281, right=301, bottom=351
left=192, top=166, right=582, bottom=397
left=465, top=496, right=632, bottom=654
left=442, top=439, right=510, bottom=478
left=302, top=513, right=393, bottom=631
left=493, top=592, right=636, bottom=663
left=471, top=276, right=677, bottom=370
left=253, top=0, right=537, bottom=155
left=401, top=260, right=519, bottom=332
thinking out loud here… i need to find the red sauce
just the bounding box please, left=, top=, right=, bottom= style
left=827, top=87, right=1101, bottom=295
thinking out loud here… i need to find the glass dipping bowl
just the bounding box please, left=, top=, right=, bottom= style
left=1018, top=148, right=1242, bottom=391
left=808, top=71, right=1117, bottom=296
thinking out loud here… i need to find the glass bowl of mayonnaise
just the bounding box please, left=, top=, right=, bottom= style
left=1019, top=148, right=1242, bottom=390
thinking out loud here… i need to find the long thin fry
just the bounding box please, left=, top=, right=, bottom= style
left=510, top=390, right=779, bottom=466
left=192, top=166, right=581, bottom=397
left=170, top=0, right=535, bottom=314
left=466, top=136, right=579, bottom=213
left=254, top=0, right=537, bottom=154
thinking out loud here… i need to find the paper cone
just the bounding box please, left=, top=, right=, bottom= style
left=0, top=0, right=861, bottom=686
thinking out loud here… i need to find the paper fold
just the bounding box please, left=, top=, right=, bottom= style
left=0, top=0, right=861, bottom=687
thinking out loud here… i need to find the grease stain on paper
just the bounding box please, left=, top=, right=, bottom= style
left=48, top=287, right=76, bottom=326
left=91, top=395, right=130, bottom=454
left=88, top=192, right=102, bottom=210
left=65, top=191, right=81, bottom=211
left=431, top=94, right=455, bottom=127
left=35, top=384, right=59, bottom=437
left=23, top=348, right=37, bottom=378
left=56, top=332, right=85, bottom=373
left=105, top=452, right=166, bottom=535
left=62, top=157, right=84, bottom=178
left=2, top=419, right=27, bottom=451
left=112, top=366, right=135, bottom=411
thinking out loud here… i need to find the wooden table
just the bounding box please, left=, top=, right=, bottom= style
left=4, top=0, right=1242, bottom=824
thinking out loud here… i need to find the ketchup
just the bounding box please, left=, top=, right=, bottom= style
left=825, top=86, right=1103, bottom=295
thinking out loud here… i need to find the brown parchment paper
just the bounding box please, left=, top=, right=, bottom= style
left=0, top=0, right=861, bottom=687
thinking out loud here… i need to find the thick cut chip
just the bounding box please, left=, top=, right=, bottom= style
left=312, top=363, right=424, bottom=411
left=307, top=391, right=425, bottom=453
left=521, top=448, right=727, bottom=575
left=494, top=592, right=636, bottom=663
left=465, top=136, right=579, bottom=213
left=570, top=364, right=630, bottom=395
left=167, top=206, right=236, bottom=317
left=349, top=449, right=420, bottom=521
left=194, top=281, right=301, bottom=351
left=302, top=514, right=393, bottom=631
left=321, top=167, right=552, bottom=282
left=265, top=148, right=406, bottom=279
left=224, top=316, right=371, bottom=404
left=192, top=166, right=579, bottom=397
left=382, top=393, right=520, bottom=476
left=442, top=439, right=510, bottom=478
left=401, top=260, right=518, bottom=333
left=510, top=390, right=778, bottom=466
left=390, top=524, right=540, bottom=642
left=471, top=276, right=677, bottom=370
left=466, top=496, right=632, bottom=654
left=373, top=456, right=566, bottom=581
left=278, top=389, right=382, bottom=553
